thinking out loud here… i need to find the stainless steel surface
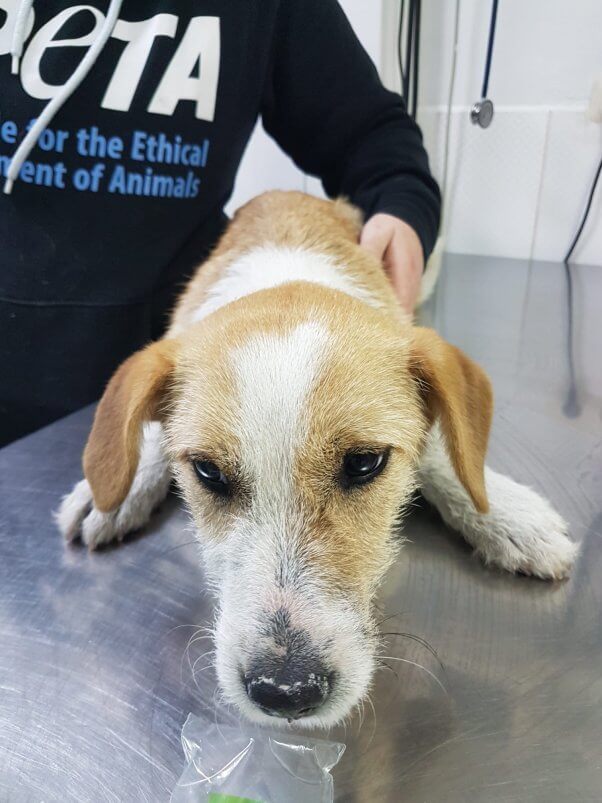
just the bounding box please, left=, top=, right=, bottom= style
left=1, top=254, right=601, bottom=802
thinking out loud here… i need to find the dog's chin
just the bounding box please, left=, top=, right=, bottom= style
left=215, top=645, right=376, bottom=730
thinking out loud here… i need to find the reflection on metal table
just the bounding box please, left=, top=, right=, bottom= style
left=1, top=254, right=601, bottom=802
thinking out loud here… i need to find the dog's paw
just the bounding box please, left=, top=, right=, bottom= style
left=55, top=471, right=171, bottom=550
left=473, top=472, right=578, bottom=580
left=56, top=422, right=171, bottom=550
left=419, top=431, right=578, bottom=580
left=56, top=478, right=93, bottom=544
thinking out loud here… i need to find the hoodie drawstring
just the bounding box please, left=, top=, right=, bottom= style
left=4, top=0, right=124, bottom=195
left=10, top=0, right=34, bottom=74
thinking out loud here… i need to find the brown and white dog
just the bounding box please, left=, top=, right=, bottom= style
left=57, top=191, right=577, bottom=728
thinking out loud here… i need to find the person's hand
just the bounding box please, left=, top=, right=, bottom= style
left=360, top=214, right=424, bottom=314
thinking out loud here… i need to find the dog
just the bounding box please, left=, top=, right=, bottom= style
left=57, top=191, right=577, bottom=728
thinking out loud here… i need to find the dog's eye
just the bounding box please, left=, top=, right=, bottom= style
left=193, top=459, right=230, bottom=496
left=341, top=449, right=389, bottom=488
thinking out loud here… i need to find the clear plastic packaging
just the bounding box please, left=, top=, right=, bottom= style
left=171, top=714, right=345, bottom=803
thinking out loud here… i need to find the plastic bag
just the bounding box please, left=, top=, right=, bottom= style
left=171, top=714, right=345, bottom=803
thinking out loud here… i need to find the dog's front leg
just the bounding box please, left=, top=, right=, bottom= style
left=417, top=427, right=578, bottom=580
left=55, top=422, right=171, bottom=549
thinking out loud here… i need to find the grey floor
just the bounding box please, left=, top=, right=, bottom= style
left=1, top=254, right=601, bottom=802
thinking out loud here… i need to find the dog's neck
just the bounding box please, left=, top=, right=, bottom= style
left=189, top=244, right=382, bottom=323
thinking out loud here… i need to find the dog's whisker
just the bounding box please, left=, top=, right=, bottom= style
left=190, top=646, right=215, bottom=665
left=158, top=539, right=198, bottom=555
left=186, top=633, right=214, bottom=652
left=190, top=657, right=218, bottom=695
left=181, top=625, right=216, bottom=683
left=355, top=697, right=365, bottom=734
left=379, top=660, right=399, bottom=681
left=166, top=622, right=205, bottom=635
left=375, top=611, right=406, bottom=628
left=191, top=664, right=214, bottom=685
left=184, top=631, right=211, bottom=659
left=191, top=648, right=216, bottom=675
left=192, top=662, right=214, bottom=674
left=181, top=629, right=203, bottom=679
left=378, top=631, right=444, bottom=670
left=364, top=693, right=377, bottom=749
left=379, top=655, right=448, bottom=695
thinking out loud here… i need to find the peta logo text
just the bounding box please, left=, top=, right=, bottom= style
left=0, top=3, right=221, bottom=121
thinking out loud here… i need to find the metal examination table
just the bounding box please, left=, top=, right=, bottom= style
left=1, top=255, right=601, bottom=802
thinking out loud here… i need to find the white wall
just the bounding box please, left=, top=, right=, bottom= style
left=382, top=0, right=602, bottom=265
left=229, top=1, right=602, bottom=267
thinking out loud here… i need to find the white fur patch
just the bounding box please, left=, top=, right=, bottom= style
left=231, top=321, right=329, bottom=510
left=191, top=246, right=378, bottom=322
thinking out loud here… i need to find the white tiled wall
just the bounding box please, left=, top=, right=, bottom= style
left=381, top=0, right=602, bottom=266
left=414, top=103, right=602, bottom=265
left=229, top=1, right=602, bottom=267
left=419, top=108, right=550, bottom=260
left=531, top=111, right=602, bottom=262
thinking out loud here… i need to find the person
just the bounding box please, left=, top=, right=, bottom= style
left=0, top=0, right=440, bottom=447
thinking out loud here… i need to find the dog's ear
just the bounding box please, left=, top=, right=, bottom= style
left=409, top=327, right=493, bottom=513
left=83, top=339, right=178, bottom=513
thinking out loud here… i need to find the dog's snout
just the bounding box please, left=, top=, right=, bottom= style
left=244, top=662, right=333, bottom=720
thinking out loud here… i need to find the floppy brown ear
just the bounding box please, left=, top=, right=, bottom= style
left=83, top=339, right=178, bottom=513
left=409, top=327, right=493, bottom=513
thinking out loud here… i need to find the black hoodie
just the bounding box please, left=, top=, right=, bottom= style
left=0, top=0, right=440, bottom=445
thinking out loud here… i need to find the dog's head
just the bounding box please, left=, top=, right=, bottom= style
left=83, top=283, right=491, bottom=728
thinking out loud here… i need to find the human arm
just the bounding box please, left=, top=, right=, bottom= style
left=261, top=0, right=441, bottom=309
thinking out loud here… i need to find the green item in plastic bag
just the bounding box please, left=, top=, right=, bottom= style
left=172, top=714, right=345, bottom=802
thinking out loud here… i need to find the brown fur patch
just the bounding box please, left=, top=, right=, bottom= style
left=409, top=327, right=493, bottom=513
left=83, top=339, right=178, bottom=512
left=291, top=296, right=425, bottom=596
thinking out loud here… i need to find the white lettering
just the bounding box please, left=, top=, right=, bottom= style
left=102, top=14, right=178, bottom=113
left=8, top=7, right=221, bottom=122
left=148, top=16, right=220, bottom=122
left=21, top=6, right=104, bottom=99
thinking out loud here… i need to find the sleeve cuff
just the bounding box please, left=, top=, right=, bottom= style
left=366, top=194, right=439, bottom=265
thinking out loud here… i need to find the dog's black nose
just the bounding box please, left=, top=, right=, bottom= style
left=245, top=664, right=333, bottom=720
